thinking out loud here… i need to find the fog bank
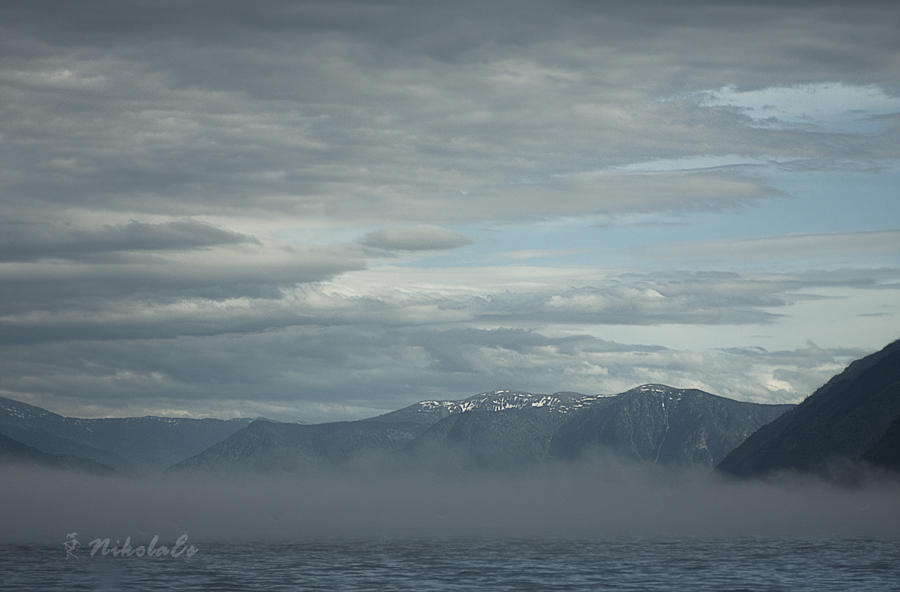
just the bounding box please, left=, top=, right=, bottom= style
left=3, top=459, right=899, bottom=543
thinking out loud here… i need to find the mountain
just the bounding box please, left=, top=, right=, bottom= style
left=549, top=385, right=794, bottom=467
left=716, top=338, right=900, bottom=480
left=862, top=414, right=900, bottom=470
left=0, top=395, right=255, bottom=473
left=370, top=389, right=613, bottom=425
left=0, top=431, right=117, bottom=474
left=409, top=406, right=573, bottom=468
left=172, top=385, right=794, bottom=473
left=171, top=390, right=609, bottom=473
left=168, top=419, right=426, bottom=473
left=407, top=385, right=791, bottom=469
left=2, top=380, right=802, bottom=477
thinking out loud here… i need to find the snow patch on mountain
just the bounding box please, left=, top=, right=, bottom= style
left=414, top=389, right=616, bottom=416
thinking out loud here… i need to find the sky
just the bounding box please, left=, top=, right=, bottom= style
left=0, top=0, right=898, bottom=423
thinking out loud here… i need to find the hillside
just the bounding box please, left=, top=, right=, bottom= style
left=716, top=338, right=900, bottom=479
left=0, top=432, right=117, bottom=474
left=549, top=385, right=793, bottom=467
left=0, top=395, right=254, bottom=473
left=168, top=419, right=426, bottom=473
left=410, top=406, right=572, bottom=468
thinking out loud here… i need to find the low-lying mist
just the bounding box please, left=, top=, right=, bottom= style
left=3, top=454, right=899, bottom=544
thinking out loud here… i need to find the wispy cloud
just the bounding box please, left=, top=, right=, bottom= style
left=697, top=83, right=900, bottom=133
left=633, top=230, right=900, bottom=263
left=362, top=226, right=473, bottom=251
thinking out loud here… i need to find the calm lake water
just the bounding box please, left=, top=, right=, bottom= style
left=2, top=537, right=899, bottom=591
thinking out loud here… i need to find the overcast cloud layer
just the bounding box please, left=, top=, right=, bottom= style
left=1, top=0, right=899, bottom=421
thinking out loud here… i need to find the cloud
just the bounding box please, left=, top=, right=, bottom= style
left=1, top=262, right=894, bottom=421
left=633, top=230, right=900, bottom=263
left=1, top=323, right=860, bottom=422
left=4, top=460, right=900, bottom=543
left=0, top=240, right=366, bottom=327
left=1, top=1, right=897, bottom=228
left=0, top=1, right=898, bottom=422
left=362, top=226, right=473, bottom=251
left=698, top=83, right=900, bottom=132
left=0, top=219, right=256, bottom=262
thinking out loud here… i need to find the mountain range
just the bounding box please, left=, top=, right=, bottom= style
left=0, top=396, right=254, bottom=473
left=169, top=385, right=792, bottom=474
left=1, top=385, right=791, bottom=475
left=4, top=337, right=899, bottom=480
left=0, top=431, right=117, bottom=475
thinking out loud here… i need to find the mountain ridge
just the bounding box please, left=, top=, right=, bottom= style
left=0, top=395, right=256, bottom=473
left=170, top=384, right=793, bottom=474
left=716, top=338, right=900, bottom=480
left=549, top=384, right=793, bottom=467
left=369, top=389, right=616, bottom=426
left=0, top=431, right=117, bottom=475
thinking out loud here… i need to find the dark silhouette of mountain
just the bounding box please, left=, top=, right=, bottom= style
left=172, top=385, right=793, bottom=473
left=862, top=414, right=900, bottom=470
left=0, top=431, right=117, bottom=474
left=716, top=338, right=900, bottom=480
left=0, top=395, right=254, bottom=473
